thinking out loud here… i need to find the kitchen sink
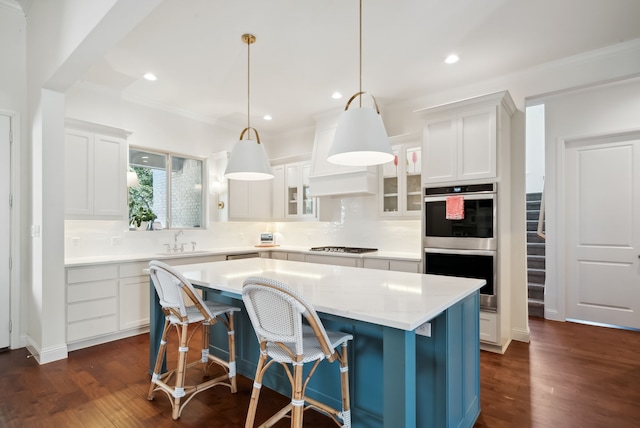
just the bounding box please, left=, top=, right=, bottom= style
left=155, top=250, right=211, bottom=257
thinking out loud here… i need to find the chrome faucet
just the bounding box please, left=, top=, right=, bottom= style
left=173, top=229, right=184, bottom=252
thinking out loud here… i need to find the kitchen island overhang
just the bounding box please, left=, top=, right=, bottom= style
left=148, top=258, right=484, bottom=428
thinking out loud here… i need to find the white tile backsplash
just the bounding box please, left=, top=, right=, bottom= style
left=65, top=196, right=421, bottom=259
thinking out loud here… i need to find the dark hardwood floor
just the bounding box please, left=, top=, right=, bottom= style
left=1, top=317, right=639, bottom=427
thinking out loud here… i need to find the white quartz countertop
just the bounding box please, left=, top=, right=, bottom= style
left=168, top=258, right=484, bottom=331
left=65, top=246, right=421, bottom=267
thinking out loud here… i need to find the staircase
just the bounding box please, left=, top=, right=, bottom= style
left=527, top=192, right=546, bottom=318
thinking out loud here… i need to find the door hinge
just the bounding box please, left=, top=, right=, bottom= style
left=9, top=256, right=11, bottom=270
left=9, top=130, right=13, bottom=144
left=9, top=193, right=12, bottom=207
left=9, top=320, right=12, bottom=333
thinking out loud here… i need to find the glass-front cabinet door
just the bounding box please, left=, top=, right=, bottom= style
left=379, top=140, right=421, bottom=218
left=301, top=163, right=314, bottom=216
left=286, top=161, right=316, bottom=219
left=381, top=148, right=400, bottom=213
left=405, top=146, right=422, bottom=215
left=286, top=164, right=299, bottom=216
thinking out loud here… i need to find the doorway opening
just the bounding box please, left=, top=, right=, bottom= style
left=525, top=104, right=546, bottom=318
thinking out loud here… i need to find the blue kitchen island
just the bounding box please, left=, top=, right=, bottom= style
left=148, top=258, right=484, bottom=428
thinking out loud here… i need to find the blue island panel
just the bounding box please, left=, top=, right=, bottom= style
left=150, top=283, right=480, bottom=428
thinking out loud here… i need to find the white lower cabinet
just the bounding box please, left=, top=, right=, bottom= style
left=269, top=251, right=306, bottom=262
left=479, top=311, right=499, bottom=344
left=286, top=253, right=306, bottom=262
left=305, top=254, right=359, bottom=267
left=66, top=255, right=231, bottom=349
left=363, top=258, right=388, bottom=270
left=270, top=251, right=288, bottom=260
left=363, top=258, right=421, bottom=273
left=66, top=265, right=119, bottom=344
left=118, top=261, right=151, bottom=331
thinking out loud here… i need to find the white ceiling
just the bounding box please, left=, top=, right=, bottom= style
left=65, top=0, right=640, bottom=135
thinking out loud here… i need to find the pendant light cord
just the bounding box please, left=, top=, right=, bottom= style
left=359, top=0, right=362, bottom=107
left=247, top=36, right=251, bottom=137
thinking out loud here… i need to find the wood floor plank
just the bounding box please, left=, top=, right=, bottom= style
left=1, top=317, right=639, bottom=427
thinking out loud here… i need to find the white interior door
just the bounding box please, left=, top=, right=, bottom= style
left=0, top=114, right=11, bottom=349
left=565, top=134, right=640, bottom=328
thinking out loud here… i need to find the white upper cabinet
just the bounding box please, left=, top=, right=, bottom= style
left=272, top=160, right=317, bottom=221
left=419, top=91, right=515, bottom=186
left=271, top=165, right=286, bottom=220
left=379, top=135, right=422, bottom=218
left=64, top=119, right=129, bottom=219
left=228, top=179, right=272, bottom=221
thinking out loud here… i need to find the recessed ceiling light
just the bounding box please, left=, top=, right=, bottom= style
left=331, top=92, right=342, bottom=99
left=445, top=54, right=459, bottom=64
left=263, top=115, right=272, bottom=121
left=143, top=72, right=157, bottom=81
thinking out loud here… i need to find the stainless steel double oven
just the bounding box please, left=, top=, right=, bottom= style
left=422, top=183, right=498, bottom=311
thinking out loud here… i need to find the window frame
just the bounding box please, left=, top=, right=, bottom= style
left=129, top=146, right=207, bottom=230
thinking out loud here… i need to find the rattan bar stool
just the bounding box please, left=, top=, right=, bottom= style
left=148, top=260, right=240, bottom=420
left=242, top=276, right=353, bottom=428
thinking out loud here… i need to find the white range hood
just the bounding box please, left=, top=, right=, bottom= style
left=308, top=113, right=378, bottom=197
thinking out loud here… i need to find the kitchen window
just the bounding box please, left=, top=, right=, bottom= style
left=129, top=148, right=204, bottom=229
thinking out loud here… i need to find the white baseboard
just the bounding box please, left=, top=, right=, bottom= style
left=511, top=326, right=531, bottom=343
left=26, top=335, right=68, bottom=364
left=544, top=308, right=562, bottom=321
left=480, top=337, right=511, bottom=354
left=67, top=326, right=149, bottom=352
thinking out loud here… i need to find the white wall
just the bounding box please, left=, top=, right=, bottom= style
left=540, top=78, right=640, bottom=321
left=526, top=104, right=545, bottom=194
left=0, top=3, right=28, bottom=349
left=382, top=39, right=640, bottom=137
left=66, top=83, right=237, bottom=158
left=25, top=0, right=162, bottom=363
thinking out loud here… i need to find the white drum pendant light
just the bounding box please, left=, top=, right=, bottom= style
left=224, top=34, right=274, bottom=181
left=328, top=0, right=393, bottom=166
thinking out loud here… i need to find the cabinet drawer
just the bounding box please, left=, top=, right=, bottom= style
left=363, top=259, right=389, bottom=270
left=67, top=279, right=117, bottom=303
left=67, top=297, right=117, bottom=323
left=271, top=252, right=288, bottom=260
left=67, top=315, right=118, bottom=343
left=119, top=261, right=150, bottom=278
left=389, top=260, right=420, bottom=273
left=287, top=253, right=305, bottom=262
left=480, top=311, right=498, bottom=344
left=305, top=254, right=358, bottom=267
left=67, top=265, right=118, bottom=284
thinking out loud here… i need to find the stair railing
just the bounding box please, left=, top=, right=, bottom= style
left=537, top=181, right=546, bottom=240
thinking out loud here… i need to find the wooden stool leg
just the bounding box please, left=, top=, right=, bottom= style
left=245, top=350, right=268, bottom=428
left=339, top=343, right=351, bottom=427
left=172, top=323, right=190, bottom=420
left=202, top=321, right=210, bottom=375
left=227, top=312, right=237, bottom=393
left=290, top=361, right=304, bottom=428
left=148, top=319, right=170, bottom=400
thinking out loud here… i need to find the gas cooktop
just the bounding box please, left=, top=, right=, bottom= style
left=310, top=246, right=378, bottom=254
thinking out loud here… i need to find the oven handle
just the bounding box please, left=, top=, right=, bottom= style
left=424, top=247, right=496, bottom=257
left=424, top=194, right=495, bottom=202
